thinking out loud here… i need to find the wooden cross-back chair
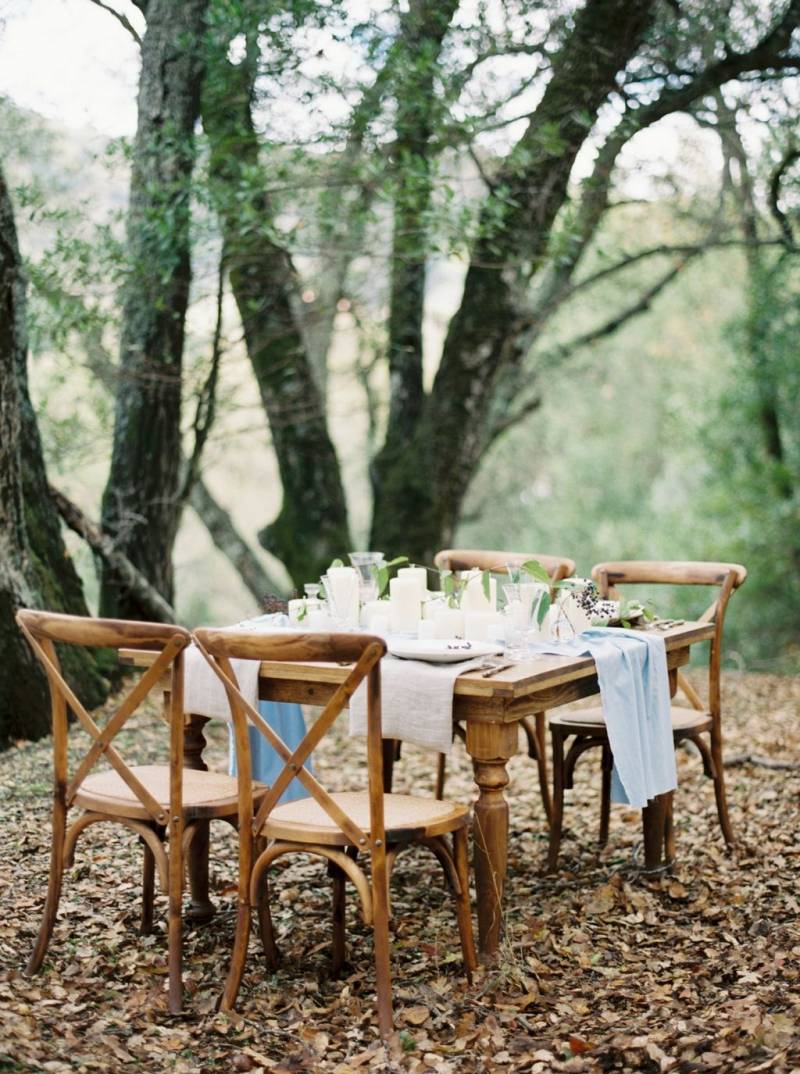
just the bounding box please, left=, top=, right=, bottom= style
left=546, top=560, right=747, bottom=872
left=432, top=549, right=576, bottom=817
left=16, top=609, right=250, bottom=1015
left=192, top=628, right=476, bottom=1039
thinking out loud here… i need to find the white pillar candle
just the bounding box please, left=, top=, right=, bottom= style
left=326, top=566, right=360, bottom=627
left=361, top=599, right=386, bottom=628
left=464, top=610, right=500, bottom=641
left=389, top=576, right=421, bottom=633
left=370, top=613, right=390, bottom=637
left=397, top=566, right=428, bottom=603
left=432, top=606, right=465, bottom=639
left=460, top=571, right=497, bottom=613
left=418, top=619, right=436, bottom=640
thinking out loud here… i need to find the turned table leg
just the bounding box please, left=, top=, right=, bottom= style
left=184, top=713, right=215, bottom=923
left=642, top=791, right=673, bottom=873
left=465, top=721, right=518, bottom=956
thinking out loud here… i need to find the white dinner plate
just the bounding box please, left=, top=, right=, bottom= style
left=387, top=638, right=503, bottom=663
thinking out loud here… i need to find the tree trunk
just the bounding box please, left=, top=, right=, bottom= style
left=369, top=0, right=459, bottom=554
left=0, top=167, right=108, bottom=746
left=370, top=0, right=657, bottom=561
left=202, top=41, right=351, bottom=587
left=99, top=0, right=209, bottom=620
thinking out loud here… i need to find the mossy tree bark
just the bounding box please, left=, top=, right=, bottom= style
left=99, top=0, right=209, bottom=619
left=369, top=0, right=460, bottom=554
left=369, top=0, right=657, bottom=562
left=202, top=37, right=351, bottom=588
left=0, top=166, right=108, bottom=746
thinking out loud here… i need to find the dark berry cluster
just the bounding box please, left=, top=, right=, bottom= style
left=570, top=582, right=617, bottom=621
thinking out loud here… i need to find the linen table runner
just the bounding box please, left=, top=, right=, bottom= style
left=530, top=628, right=676, bottom=808
left=349, top=655, right=486, bottom=754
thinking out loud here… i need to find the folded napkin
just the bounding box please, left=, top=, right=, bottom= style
left=183, top=644, right=261, bottom=723
left=349, top=655, right=486, bottom=754
left=183, top=613, right=287, bottom=722
left=530, top=628, right=676, bottom=808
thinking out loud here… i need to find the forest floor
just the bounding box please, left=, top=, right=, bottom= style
left=0, top=671, right=799, bottom=1074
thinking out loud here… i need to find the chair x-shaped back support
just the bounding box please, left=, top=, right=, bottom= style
left=191, top=629, right=394, bottom=1024
left=17, top=609, right=195, bottom=1013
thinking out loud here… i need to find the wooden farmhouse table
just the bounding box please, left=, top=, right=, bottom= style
left=122, top=620, right=714, bottom=956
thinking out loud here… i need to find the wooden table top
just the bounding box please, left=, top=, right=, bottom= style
left=121, top=621, right=714, bottom=703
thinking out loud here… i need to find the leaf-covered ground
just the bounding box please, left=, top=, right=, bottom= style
left=1, top=671, right=799, bottom=1073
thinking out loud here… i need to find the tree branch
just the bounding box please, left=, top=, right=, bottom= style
left=179, top=255, right=225, bottom=504
left=768, top=146, right=800, bottom=247
left=188, top=478, right=286, bottom=602
left=86, top=0, right=142, bottom=45
left=50, top=485, right=176, bottom=621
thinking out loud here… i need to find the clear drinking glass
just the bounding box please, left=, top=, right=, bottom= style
left=348, top=551, right=386, bottom=604
left=322, top=569, right=360, bottom=629
left=502, top=582, right=548, bottom=658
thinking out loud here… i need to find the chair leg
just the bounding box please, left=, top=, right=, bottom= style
left=599, top=743, right=612, bottom=846
left=546, top=729, right=566, bottom=874
left=664, top=792, right=676, bottom=864
left=255, top=869, right=280, bottom=971
left=710, top=732, right=735, bottom=848
left=329, top=862, right=347, bottom=975
left=452, top=827, right=477, bottom=979
left=435, top=753, right=447, bottom=800
left=167, top=835, right=183, bottom=1015
left=26, top=805, right=67, bottom=975
left=141, top=841, right=155, bottom=936
left=533, top=713, right=552, bottom=823
left=220, top=898, right=252, bottom=1012
left=370, top=855, right=393, bottom=1038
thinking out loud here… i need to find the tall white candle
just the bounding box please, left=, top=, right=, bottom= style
left=389, top=577, right=420, bottom=633
left=397, top=566, right=428, bottom=603
left=460, top=571, right=497, bottom=613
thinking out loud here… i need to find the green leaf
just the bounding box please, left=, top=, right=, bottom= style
left=521, top=559, right=551, bottom=585
left=296, top=602, right=307, bottom=621
left=481, top=570, right=491, bottom=601
left=537, top=591, right=551, bottom=626
left=329, top=558, right=344, bottom=569
left=375, top=565, right=389, bottom=596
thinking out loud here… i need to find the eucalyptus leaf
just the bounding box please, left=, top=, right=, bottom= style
left=537, top=591, right=551, bottom=626
left=521, top=559, right=551, bottom=585
left=329, top=558, right=344, bottom=569
left=481, top=570, right=491, bottom=600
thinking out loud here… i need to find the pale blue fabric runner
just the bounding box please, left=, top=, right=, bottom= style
left=228, top=701, right=312, bottom=804
left=529, top=628, right=676, bottom=808
left=224, top=613, right=312, bottom=804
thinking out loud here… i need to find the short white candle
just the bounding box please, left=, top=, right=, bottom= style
left=432, top=606, right=465, bottom=639
left=307, top=609, right=333, bottom=630
left=418, top=619, right=437, bottom=640
left=389, top=576, right=420, bottom=633
left=397, top=566, right=428, bottom=603
left=288, top=598, right=305, bottom=625
left=464, top=610, right=500, bottom=641
left=460, top=571, right=497, bottom=613
left=370, top=613, right=390, bottom=637
left=361, top=599, right=386, bottom=628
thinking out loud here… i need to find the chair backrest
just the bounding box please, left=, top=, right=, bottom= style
left=590, top=560, right=747, bottom=716
left=434, top=548, right=576, bottom=582
left=191, top=629, right=386, bottom=850
left=16, top=609, right=192, bottom=828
